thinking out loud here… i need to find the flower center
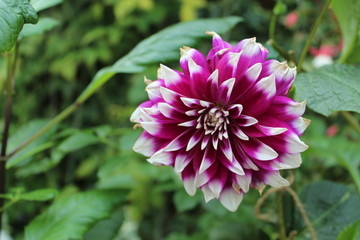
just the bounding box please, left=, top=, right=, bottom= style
left=199, top=107, right=229, bottom=137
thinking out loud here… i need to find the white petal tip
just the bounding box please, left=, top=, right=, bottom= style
left=219, top=189, right=244, bottom=212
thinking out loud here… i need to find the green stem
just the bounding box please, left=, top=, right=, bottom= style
left=269, top=13, right=277, bottom=40
left=297, top=0, right=332, bottom=72
left=267, top=39, right=291, bottom=61
left=0, top=44, right=19, bottom=233
left=6, top=68, right=116, bottom=161
left=278, top=191, right=287, bottom=240
left=340, top=111, right=360, bottom=136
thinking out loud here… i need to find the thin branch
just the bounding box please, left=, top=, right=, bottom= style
left=285, top=187, right=317, bottom=240
left=278, top=191, right=287, bottom=240
left=340, top=111, right=360, bottom=136
left=297, top=0, right=332, bottom=72
left=0, top=44, right=19, bottom=235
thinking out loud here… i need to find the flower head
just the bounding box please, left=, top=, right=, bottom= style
left=131, top=32, right=309, bottom=211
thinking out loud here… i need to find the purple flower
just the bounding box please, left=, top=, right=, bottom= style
left=131, top=32, right=309, bottom=211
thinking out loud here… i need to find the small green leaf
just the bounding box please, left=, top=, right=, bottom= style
left=58, top=132, right=99, bottom=152
left=25, top=190, right=128, bottom=240
left=337, top=220, right=360, bottom=240
left=76, top=16, right=242, bottom=103
left=20, top=17, right=59, bottom=38
left=0, top=0, right=38, bottom=52
left=20, top=188, right=58, bottom=201
left=30, top=0, right=62, bottom=12
left=332, top=0, right=360, bottom=63
left=294, top=64, right=360, bottom=116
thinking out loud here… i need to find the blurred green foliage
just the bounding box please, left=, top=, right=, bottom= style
left=0, top=0, right=359, bottom=240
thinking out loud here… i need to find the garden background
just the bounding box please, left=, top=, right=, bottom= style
left=0, top=0, right=360, bottom=239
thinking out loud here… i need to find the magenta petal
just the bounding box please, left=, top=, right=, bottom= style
left=241, top=138, right=278, bottom=161
left=133, top=132, right=166, bottom=157
left=261, top=60, right=296, bottom=95
left=266, top=96, right=306, bottom=120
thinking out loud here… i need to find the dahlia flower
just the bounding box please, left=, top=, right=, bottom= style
left=131, top=32, right=309, bottom=211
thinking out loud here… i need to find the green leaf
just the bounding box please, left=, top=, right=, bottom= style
left=305, top=135, right=360, bottom=193
left=332, top=0, right=360, bottom=63
left=84, top=208, right=124, bottom=240
left=57, top=132, right=99, bottom=152
left=294, top=64, right=360, bottom=116
left=297, top=181, right=360, bottom=240
left=20, top=188, right=58, bottom=201
left=25, top=190, right=128, bottom=240
left=76, top=16, right=242, bottom=103
left=337, top=220, right=360, bottom=240
left=20, top=17, right=59, bottom=38
left=0, top=0, right=38, bottom=52
left=30, top=0, right=62, bottom=12
left=6, top=119, right=57, bottom=169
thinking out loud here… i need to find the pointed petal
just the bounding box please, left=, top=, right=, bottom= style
left=271, top=153, right=302, bottom=170
left=147, top=149, right=175, bottom=166
left=262, top=60, right=296, bottom=95
left=201, top=185, right=216, bottom=202
left=290, top=117, right=311, bottom=135
left=265, top=171, right=289, bottom=188
left=219, top=188, right=244, bottom=212
left=232, top=126, right=249, bottom=140
left=186, top=130, right=203, bottom=151
left=133, top=132, right=165, bottom=157
left=174, top=152, right=192, bottom=173
left=218, top=78, right=236, bottom=104
left=199, top=147, right=216, bottom=174
left=235, top=173, right=252, bottom=192
left=182, top=166, right=196, bottom=196
left=241, top=138, right=278, bottom=161
left=228, top=104, right=243, bottom=118
left=158, top=102, right=185, bottom=119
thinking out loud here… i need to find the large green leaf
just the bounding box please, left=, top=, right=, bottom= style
left=332, top=0, right=360, bottom=63
left=76, top=16, right=242, bottom=103
left=294, top=64, right=360, bottom=116
left=0, top=0, right=38, bottom=52
left=296, top=181, right=360, bottom=240
left=25, top=190, right=128, bottom=240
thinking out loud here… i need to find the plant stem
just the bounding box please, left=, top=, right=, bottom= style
left=297, top=0, right=332, bottom=72
left=278, top=191, right=287, bottom=240
left=5, top=70, right=116, bottom=161
left=267, top=39, right=292, bottom=61
left=269, top=13, right=277, bottom=40
left=340, top=111, right=360, bottom=135
left=0, top=45, right=18, bottom=235
left=285, top=187, right=317, bottom=240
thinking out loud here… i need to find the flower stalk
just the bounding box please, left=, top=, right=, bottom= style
left=297, top=0, right=332, bottom=72
left=0, top=44, right=19, bottom=232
